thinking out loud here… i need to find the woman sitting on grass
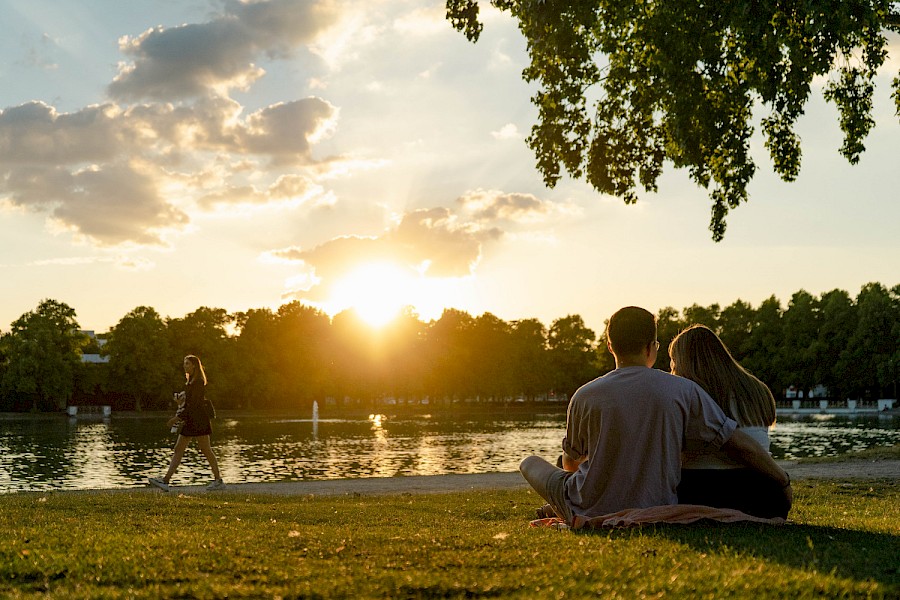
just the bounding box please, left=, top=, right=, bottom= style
left=669, top=325, right=789, bottom=519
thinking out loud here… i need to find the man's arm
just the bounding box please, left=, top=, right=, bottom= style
left=722, top=429, right=793, bottom=506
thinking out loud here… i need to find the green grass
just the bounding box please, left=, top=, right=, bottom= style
left=1, top=480, right=898, bottom=599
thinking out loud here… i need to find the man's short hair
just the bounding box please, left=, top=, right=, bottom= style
left=607, top=306, right=657, bottom=356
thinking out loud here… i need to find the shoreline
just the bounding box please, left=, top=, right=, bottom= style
left=12, top=458, right=900, bottom=498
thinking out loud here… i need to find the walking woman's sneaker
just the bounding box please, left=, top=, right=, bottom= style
left=206, top=479, right=226, bottom=491
left=148, top=477, right=170, bottom=492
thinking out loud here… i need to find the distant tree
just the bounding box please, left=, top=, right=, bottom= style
left=105, top=306, right=174, bottom=411
left=593, top=330, right=616, bottom=376
left=509, top=318, right=552, bottom=398
left=1, top=299, right=87, bottom=411
left=270, top=302, right=332, bottom=408
left=742, top=296, right=784, bottom=394
left=682, top=304, right=721, bottom=332
left=361, top=306, right=431, bottom=401
left=547, top=314, right=598, bottom=398
left=233, top=308, right=282, bottom=409
left=330, top=309, right=380, bottom=402
left=842, top=283, right=898, bottom=398
left=469, top=312, right=516, bottom=399
left=447, top=1, right=900, bottom=240
left=814, top=289, right=857, bottom=399
left=0, top=331, right=9, bottom=410
left=717, top=299, right=756, bottom=363
left=891, top=284, right=900, bottom=399
left=654, top=306, right=683, bottom=371
left=780, top=290, right=821, bottom=396
left=167, top=307, right=236, bottom=407
left=380, top=307, right=429, bottom=400
left=426, top=308, right=478, bottom=400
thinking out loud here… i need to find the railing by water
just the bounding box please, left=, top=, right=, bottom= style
left=776, top=398, right=896, bottom=415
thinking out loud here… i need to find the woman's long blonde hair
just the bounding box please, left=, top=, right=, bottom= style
left=184, top=355, right=208, bottom=386
left=668, top=324, right=775, bottom=427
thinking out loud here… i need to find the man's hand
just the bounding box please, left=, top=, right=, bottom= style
left=561, top=453, right=586, bottom=472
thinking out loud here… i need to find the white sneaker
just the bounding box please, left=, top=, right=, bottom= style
left=206, top=479, right=226, bottom=491
left=148, top=477, right=169, bottom=492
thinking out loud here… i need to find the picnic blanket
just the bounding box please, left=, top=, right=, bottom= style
left=530, top=504, right=785, bottom=530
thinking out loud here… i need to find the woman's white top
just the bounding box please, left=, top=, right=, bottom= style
left=681, top=425, right=771, bottom=469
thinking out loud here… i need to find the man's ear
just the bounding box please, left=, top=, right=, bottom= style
left=607, top=339, right=613, bottom=355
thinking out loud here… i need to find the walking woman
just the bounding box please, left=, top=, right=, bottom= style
left=149, top=355, right=225, bottom=491
left=669, top=325, right=788, bottom=518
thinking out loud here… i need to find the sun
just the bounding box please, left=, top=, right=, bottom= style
left=329, top=263, right=414, bottom=327
left=324, top=261, right=472, bottom=328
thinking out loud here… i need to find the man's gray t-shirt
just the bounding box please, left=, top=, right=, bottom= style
left=562, top=366, right=737, bottom=517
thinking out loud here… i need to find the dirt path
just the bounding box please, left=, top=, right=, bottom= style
left=779, top=458, right=900, bottom=481
left=66, top=459, right=899, bottom=498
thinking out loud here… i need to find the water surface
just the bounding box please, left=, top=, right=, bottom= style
left=0, top=411, right=897, bottom=494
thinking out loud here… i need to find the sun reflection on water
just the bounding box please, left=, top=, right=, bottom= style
left=0, top=413, right=897, bottom=493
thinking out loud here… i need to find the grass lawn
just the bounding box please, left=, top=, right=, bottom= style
left=1, top=478, right=898, bottom=599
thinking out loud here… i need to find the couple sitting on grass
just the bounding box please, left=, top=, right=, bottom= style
left=521, top=306, right=792, bottom=527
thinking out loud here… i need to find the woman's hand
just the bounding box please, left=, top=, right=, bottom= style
left=167, top=416, right=182, bottom=428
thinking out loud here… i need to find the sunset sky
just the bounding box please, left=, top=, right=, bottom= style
left=1, top=0, right=898, bottom=335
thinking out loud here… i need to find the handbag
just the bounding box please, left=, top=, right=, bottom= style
left=205, top=398, right=217, bottom=420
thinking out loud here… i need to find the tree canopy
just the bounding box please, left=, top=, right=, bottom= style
left=0, top=299, right=86, bottom=411
left=1, top=283, right=897, bottom=412
left=446, top=0, right=900, bottom=240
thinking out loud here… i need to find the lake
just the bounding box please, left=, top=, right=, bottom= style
left=1, top=410, right=898, bottom=494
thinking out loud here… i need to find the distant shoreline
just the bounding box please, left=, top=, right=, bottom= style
left=0, top=404, right=570, bottom=421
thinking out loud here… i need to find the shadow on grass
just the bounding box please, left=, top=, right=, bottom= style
left=613, top=522, right=900, bottom=589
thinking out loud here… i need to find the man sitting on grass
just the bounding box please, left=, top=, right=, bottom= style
left=520, top=306, right=792, bottom=524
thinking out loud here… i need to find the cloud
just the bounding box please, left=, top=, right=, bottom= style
left=197, top=174, right=325, bottom=209
left=0, top=102, right=122, bottom=165
left=390, top=207, right=501, bottom=277
left=3, top=161, right=188, bottom=246
left=265, top=185, right=578, bottom=306
left=120, top=96, right=338, bottom=164
left=0, top=95, right=338, bottom=244
left=108, top=0, right=340, bottom=101
left=491, top=123, right=520, bottom=140
left=241, top=99, right=338, bottom=160
left=457, top=188, right=581, bottom=223
left=0, top=98, right=337, bottom=245
left=0, top=0, right=347, bottom=248
left=266, top=205, right=503, bottom=302
left=392, top=7, right=448, bottom=37
left=30, top=254, right=155, bottom=271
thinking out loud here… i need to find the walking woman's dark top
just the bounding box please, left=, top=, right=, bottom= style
left=180, top=376, right=212, bottom=437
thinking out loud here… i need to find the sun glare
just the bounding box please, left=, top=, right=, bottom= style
left=330, top=263, right=412, bottom=327
left=325, top=262, right=472, bottom=328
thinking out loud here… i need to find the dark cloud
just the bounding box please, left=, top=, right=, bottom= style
left=108, top=0, right=339, bottom=101
left=2, top=162, right=187, bottom=246
left=0, top=102, right=121, bottom=164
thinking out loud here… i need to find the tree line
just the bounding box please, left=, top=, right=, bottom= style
left=0, top=282, right=897, bottom=413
